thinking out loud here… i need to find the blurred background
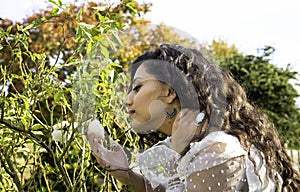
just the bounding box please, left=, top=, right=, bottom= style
left=1, top=0, right=300, bottom=103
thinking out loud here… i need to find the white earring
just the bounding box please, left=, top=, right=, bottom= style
left=194, top=112, right=205, bottom=126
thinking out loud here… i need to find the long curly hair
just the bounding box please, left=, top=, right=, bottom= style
left=131, top=44, right=300, bottom=191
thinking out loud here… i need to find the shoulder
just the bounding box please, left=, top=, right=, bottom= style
left=184, top=131, right=246, bottom=161
left=177, top=131, right=247, bottom=175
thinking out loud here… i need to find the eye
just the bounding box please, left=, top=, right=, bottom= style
left=132, top=84, right=141, bottom=92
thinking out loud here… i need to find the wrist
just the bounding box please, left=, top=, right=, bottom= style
left=170, top=138, right=189, bottom=155
left=109, top=168, right=147, bottom=191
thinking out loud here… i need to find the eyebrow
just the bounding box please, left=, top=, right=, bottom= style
left=132, top=77, right=143, bottom=84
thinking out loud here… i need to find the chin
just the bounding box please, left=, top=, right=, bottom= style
left=131, top=122, right=150, bottom=134
left=131, top=120, right=162, bottom=134
left=131, top=112, right=166, bottom=134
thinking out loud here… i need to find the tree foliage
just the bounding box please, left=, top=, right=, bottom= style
left=0, top=0, right=299, bottom=191
left=204, top=42, right=300, bottom=147
left=0, top=0, right=148, bottom=191
left=113, top=23, right=199, bottom=69
left=0, top=0, right=151, bottom=84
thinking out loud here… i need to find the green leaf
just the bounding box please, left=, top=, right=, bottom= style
left=54, top=92, right=62, bottom=103
left=77, top=23, right=94, bottom=42
left=81, top=27, right=93, bottom=42
left=126, top=2, right=138, bottom=14
left=48, top=0, right=62, bottom=7
left=52, top=7, right=59, bottom=14
left=32, top=130, right=44, bottom=136
left=58, top=0, right=62, bottom=7
left=31, top=124, right=44, bottom=131
left=100, top=45, right=109, bottom=59
left=6, top=26, right=12, bottom=33
left=86, top=41, right=93, bottom=55
left=75, top=25, right=82, bottom=41
left=78, top=22, right=94, bottom=30
left=48, top=0, right=57, bottom=6
left=76, top=9, right=82, bottom=20
left=16, top=24, right=21, bottom=31
left=23, top=23, right=34, bottom=31
left=111, top=31, right=123, bottom=46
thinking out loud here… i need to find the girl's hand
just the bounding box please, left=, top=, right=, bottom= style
left=171, top=109, right=204, bottom=154
left=86, top=120, right=153, bottom=189
left=85, top=120, right=129, bottom=171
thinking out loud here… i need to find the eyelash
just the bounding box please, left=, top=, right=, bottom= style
left=132, top=85, right=141, bottom=92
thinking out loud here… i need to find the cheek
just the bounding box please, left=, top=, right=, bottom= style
left=135, top=89, right=157, bottom=104
left=132, top=100, right=167, bottom=133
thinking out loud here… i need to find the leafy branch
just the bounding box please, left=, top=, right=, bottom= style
left=0, top=148, right=23, bottom=192
left=0, top=119, right=72, bottom=190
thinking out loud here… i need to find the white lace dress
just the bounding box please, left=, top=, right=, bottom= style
left=135, top=131, right=282, bottom=192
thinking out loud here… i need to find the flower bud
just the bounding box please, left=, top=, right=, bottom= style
left=88, top=119, right=105, bottom=139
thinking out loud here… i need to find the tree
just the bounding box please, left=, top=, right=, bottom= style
left=205, top=42, right=300, bottom=147
left=0, top=0, right=148, bottom=191
left=114, top=23, right=199, bottom=70
left=0, top=0, right=152, bottom=84
left=1, top=1, right=299, bottom=191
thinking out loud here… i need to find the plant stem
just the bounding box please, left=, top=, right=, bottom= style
left=0, top=119, right=73, bottom=190
left=0, top=148, right=23, bottom=192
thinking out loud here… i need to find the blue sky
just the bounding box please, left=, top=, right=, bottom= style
left=1, top=0, right=300, bottom=104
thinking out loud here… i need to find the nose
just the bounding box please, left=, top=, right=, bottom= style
left=124, top=91, right=133, bottom=107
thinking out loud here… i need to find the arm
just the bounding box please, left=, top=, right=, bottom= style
left=175, top=132, right=250, bottom=192
left=184, top=156, right=248, bottom=192
left=97, top=163, right=165, bottom=192
left=86, top=124, right=165, bottom=192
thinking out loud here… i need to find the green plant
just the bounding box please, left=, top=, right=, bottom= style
left=0, top=0, right=143, bottom=191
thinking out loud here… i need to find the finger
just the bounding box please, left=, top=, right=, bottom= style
left=177, top=109, right=198, bottom=126
left=110, top=142, right=122, bottom=151
left=180, top=108, right=190, bottom=117
left=181, top=110, right=199, bottom=124
left=174, top=109, right=189, bottom=123
left=91, top=140, right=109, bottom=157
left=86, top=131, right=102, bottom=143
left=92, top=143, right=120, bottom=168
left=173, top=109, right=194, bottom=133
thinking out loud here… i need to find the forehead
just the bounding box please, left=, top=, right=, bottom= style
left=133, top=63, right=157, bottom=81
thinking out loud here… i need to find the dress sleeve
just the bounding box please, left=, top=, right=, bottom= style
left=135, top=131, right=281, bottom=191
left=183, top=155, right=248, bottom=191
left=177, top=131, right=249, bottom=191
left=135, top=137, right=181, bottom=190
left=176, top=131, right=281, bottom=192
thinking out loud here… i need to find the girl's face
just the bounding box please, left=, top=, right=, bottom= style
left=125, top=64, right=171, bottom=134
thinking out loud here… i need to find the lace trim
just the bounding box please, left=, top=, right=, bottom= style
left=136, top=138, right=180, bottom=189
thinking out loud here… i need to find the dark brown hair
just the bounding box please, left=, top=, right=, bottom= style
left=131, top=44, right=300, bottom=191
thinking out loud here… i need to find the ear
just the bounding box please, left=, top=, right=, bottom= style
left=166, top=88, right=177, bottom=104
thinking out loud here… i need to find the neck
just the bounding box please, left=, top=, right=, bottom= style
left=161, top=102, right=180, bottom=136
left=158, top=114, right=177, bottom=136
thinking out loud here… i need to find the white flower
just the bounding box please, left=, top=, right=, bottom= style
left=51, top=121, right=77, bottom=142
left=51, top=130, right=70, bottom=142
left=88, top=119, right=105, bottom=139
left=53, top=121, right=70, bottom=130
